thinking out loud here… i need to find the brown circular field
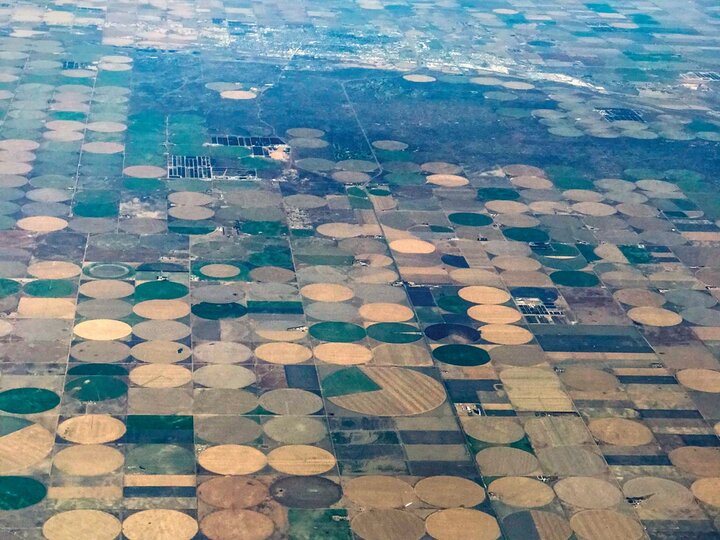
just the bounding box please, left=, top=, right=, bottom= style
left=555, top=477, right=623, bottom=509
left=345, top=475, right=415, bottom=508
left=669, top=446, right=720, bottom=477
left=425, top=509, right=500, bottom=540
left=414, top=475, right=486, bottom=508
left=559, top=367, right=619, bottom=392
left=623, top=476, right=695, bottom=514
left=627, top=306, right=682, bottom=327
left=200, top=509, right=273, bottom=540
left=351, top=509, right=424, bottom=540
left=327, top=367, right=446, bottom=417
left=537, top=446, right=606, bottom=476
left=487, top=476, right=554, bottom=508
left=569, top=510, right=644, bottom=540
left=613, top=288, right=665, bottom=307
left=475, top=446, right=539, bottom=476
left=588, top=418, right=653, bottom=446
left=461, top=416, right=525, bottom=444
left=197, top=476, right=269, bottom=509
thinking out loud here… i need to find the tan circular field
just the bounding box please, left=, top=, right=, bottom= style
left=511, top=175, right=553, bottom=189
left=461, top=417, right=524, bottom=444
left=425, top=509, right=501, bottom=540
left=133, top=299, right=190, bottom=320
left=458, top=286, right=511, bottom=304
left=327, top=367, right=446, bottom=417
left=571, top=202, right=617, bottom=216
left=421, top=162, right=463, bottom=175
left=426, top=174, right=469, bottom=187
left=487, top=476, right=554, bottom=508
left=563, top=189, right=604, bottom=202
left=613, top=288, right=665, bottom=307
left=0, top=422, right=54, bottom=474
left=198, top=445, right=267, bottom=475
left=559, top=367, right=619, bottom=392
left=130, top=340, right=191, bottom=364
left=627, top=306, right=682, bottom=327
left=475, top=446, right=539, bottom=476
left=79, top=280, right=135, bottom=299
left=130, top=364, right=192, bottom=388
left=492, top=256, right=542, bottom=271
left=554, top=477, right=623, bottom=509
left=43, top=510, right=122, bottom=540
left=123, top=510, right=198, bottom=540
left=53, top=444, right=124, bottom=476
left=313, top=343, right=372, bottom=365
left=254, top=342, right=312, bottom=365
left=133, top=321, right=191, bottom=342
left=82, top=142, right=124, bottom=154
left=220, top=90, right=257, bottom=99
left=199, top=264, right=240, bottom=278
left=389, top=238, right=436, bottom=254
left=258, top=388, right=323, bottom=415
left=359, top=303, right=414, bottom=322
left=403, top=74, right=436, bottom=83
left=27, top=260, right=81, bottom=279
left=17, top=216, right=68, bottom=233
left=56, top=414, right=126, bottom=444
left=195, top=366, right=254, bottom=389
left=503, top=164, right=545, bottom=177
left=677, top=368, right=720, bottom=393
left=485, top=200, right=530, bottom=214
left=300, top=283, right=354, bottom=302
left=74, top=319, right=132, bottom=341
left=623, top=476, right=696, bottom=514
left=267, top=444, right=336, bottom=475
left=123, top=165, right=166, bottom=178
left=467, top=304, right=522, bottom=324
left=480, top=324, right=533, bottom=345
left=691, top=478, right=720, bottom=507
left=569, top=510, right=644, bottom=540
